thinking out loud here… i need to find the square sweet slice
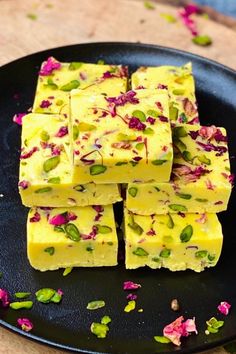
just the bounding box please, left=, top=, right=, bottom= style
left=32, top=57, right=128, bottom=115
left=124, top=207, right=223, bottom=272
left=19, top=113, right=122, bottom=207
left=131, top=62, right=199, bottom=124
left=126, top=123, right=232, bottom=214
left=27, top=205, right=118, bottom=270
left=70, top=89, right=173, bottom=183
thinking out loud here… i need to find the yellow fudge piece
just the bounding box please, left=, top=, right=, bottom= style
left=131, top=63, right=199, bottom=124
left=127, top=124, right=232, bottom=214
left=71, top=89, right=173, bottom=183
left=124, top=207, right=223, bottom=272
left=27, top=205, right=118, bottom=270
left=32, top=57, right=128, bottom=115
left=19, top=113, right=121, bottom=207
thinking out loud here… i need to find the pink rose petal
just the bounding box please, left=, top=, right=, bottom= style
left=17, top=318, right=33, bottom=332
left=39, top=57, right=61, bottom=76
left=0, top=288, right=10, bottom=307
left=123, top=281, right=141, bottom=290
left=13, top=113, right=26, bottom=126
left=217, top=301, right=231, bottom=315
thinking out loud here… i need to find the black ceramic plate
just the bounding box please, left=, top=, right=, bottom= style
left=0, top=42, right=236, bottom=354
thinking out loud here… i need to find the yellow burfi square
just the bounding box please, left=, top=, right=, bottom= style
left=27, top=205, right=118, bottom=270
left=70, top=89, right=173, bottom=183
left=131, top=62, right=199, bottom=124
left=127, top=123, right=232, bottom=214
left=124, top=207, right=223, bottom=272
left=32, top=57, right=128, bottom=115
left=19, top=113, right=122, bottom=207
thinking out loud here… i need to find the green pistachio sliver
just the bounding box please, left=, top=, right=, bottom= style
left=135, top=142, right=145, bottom=150
left=87, top=300, right=105, bottom=310
left=14, top=292, right=31, bottom=299
left=124, top=300, right=136, bottom=312
left=116, top=161, right=128, bottom=166
left=154, top=186, right=160, bottom=192
left=64, top=223, right=80, bottom=241
left=128, top=187, right=138, bottom=197
left=167, top=214, right=174, bottom=229
left=40, top=130, right=50, bottom=142
left=50, top=292, right=62, bottom=303
left=54, top=225, right=65, bottom=233
left=60, top=80, right=80, bottom=91
left=78, top=122, right=96, bottom=131
left=73, top=184, right=86, bottom=192
left=132, top=247, right=148, bottom=257
left=143, top=127, right=154, bottom=135
left=169, top=103, right=178, bottom=120
left=182, top=150, right=193, bottom=162
left=174, top=138, right=187, bottom=152
left=154, top=336, right=171, bottom=344
left=147, top=109, right=159, bottom=118
left=197, top=154, right=211, bottom=165
left=180, top=225, right=193, bottom=243
left=90, top=164, right=107, bottom=175
left=35, top=187, right=52, bottom=193
left=73, top=125, right=79, bottom=140
left=192, top=35, right=212, bottom=46
left=128, top=222, right=143, bottom=235
left=43, top=156, right=60, bottom=173
left=10, top=301, right=33, bottom=310
left=225, top=166, right=230, bottom=172
left=132, top=110, right=146, bottom=122
left=195, top=198, right=208, bottom=203
left=208, top=254, right=216, bottom=262
left=195, top=250, right=208, bottom=259
left=172, top=89, right=185, bottom=95
left=207, top=326, right=219, bottom=334
left=91, top=322, right=109, bottom=338
left=101, top=316, right=111, bottom=325
left=44, top=77, right=58, bottom=90
left=107, top=242, right=113, bottom=246
left=95, top=224, right=112, bottom=234
left=152, top=257, right=160, bottom=263
left=68, top=62, right=83, bottom=70
left=63, top=267, right=73, bottom=276
left=173, top=126, right=188, bottom=138
left=206, top=317, right=224, bottom=330
left=175, top=192, right=192, bottom=200
left=159, top=248, right=171, bottom=258
left=44, top=246, right=55, bottom=256
left=48, top=177, right=60, bottom=184
left=117, top=133, right=136, bottom=141
left=35, top=288, right=56, bottom=303
left=151, top=159, right=167, bottom=165
left=168, top=204, right=187, bottom=212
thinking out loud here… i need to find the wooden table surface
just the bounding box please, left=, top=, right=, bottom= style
left=0, top=0, right=235, bottom=353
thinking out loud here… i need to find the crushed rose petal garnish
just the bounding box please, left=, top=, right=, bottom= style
left=217, top=301, right=231, bottom=315
left=49, top=211, right=77, bottom=226
left=55, top=126, right=68, bottom=137
left=163, top=316, right=197, bottom=346
left=123, top=281, right=141, bottom=290
left=17, top=318, right=33, bottom=332
left=40, top=100, right=52, bottom=108
left=126, top=293, right=138, bottom=301
left=0, top=288, right=10, bottom=307
left=18, top=180, right=30, bottom=190
left=13, top=113, right=26, bottom=126
left=29, top=211, right=41, bottom=223
left=39, top=57, right=61, bottom=76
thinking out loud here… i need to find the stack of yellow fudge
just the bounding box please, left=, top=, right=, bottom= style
left=18, top=58, right=232, bottom=272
